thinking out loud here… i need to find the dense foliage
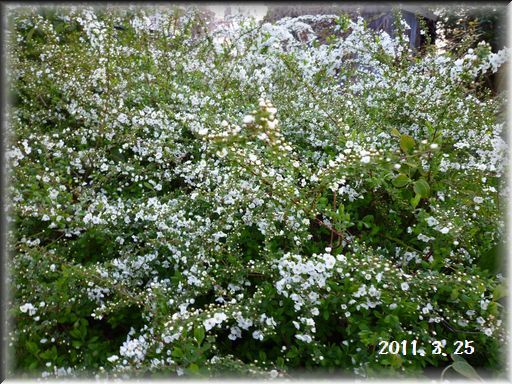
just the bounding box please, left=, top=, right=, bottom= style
left=7, top=6, right=509, bottom=379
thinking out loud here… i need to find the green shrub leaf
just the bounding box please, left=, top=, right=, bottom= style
left=413, top=178, right=430, bottom=198
left=392, top=174, right=410, bottom=188
left=400, top=135, right=415, bottom=153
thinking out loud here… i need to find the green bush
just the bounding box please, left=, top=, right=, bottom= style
left=7, top=5, right=508, bottom=379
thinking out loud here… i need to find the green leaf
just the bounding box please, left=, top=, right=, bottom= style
left=479, top=244, right=500, bottom=273
left=40, top=345, right=58, bottom=360
left=390, top=353, right=403, bottom=368
left=391, top=128, right=401, bottom=137
left=425, top=120, right=434, bottom=135
left=411, top=194, right=421, bottom=208
left=318, top=196, right=328, bottom=209
left=171, top=347, right=183, bottom=358
left=70, top=328, right=82, bottom=339
left=72, top=340, right=82, bottom=348
left=413, top=179, right=430, bottom=198
left=26, top=341, right=40, bottom=355
left=392, top=174, right=410, bottom=188
left=194, top=326, right=205, bottom=344
left=450, top=353, right=465, bottom=363
left=451, top=360, right=482, bottom=381
left=410, top=193, right=421, bottom=208
left=493, top=283, right=507, bottom=300
left=187, top=363, right=200, bottom=374
left=400, top=135, right=415, bottom=153
left=384, top=314, right=399, bottom=326
left=381, top=358, right=391, bottom=366
left=26, top=26, right=37, bottom=43
left=488, top=301, right=500, bottom=316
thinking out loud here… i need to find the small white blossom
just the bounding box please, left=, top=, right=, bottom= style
left=252, top=330, right=264, bottom=340
left=20, top=303, right=37, bottom=316
left=243, top=115, right=254, bottom=124
left=107, top=355, right=119, bottom=363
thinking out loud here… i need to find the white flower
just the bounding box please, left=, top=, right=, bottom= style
left=228, top=326, right=242, bottom=340
left=252, top=330, right=264, bottom=340
left=203, top=318, right=216, bottom=331
left=401, top=282, right=409, bottom=291
left=426, top=217, right=438, bottom=226
left=457, top=319, right=468, bottom=327
left=304, top=318, right=315, bottom=327
left=295, top=334, right=312, bottom=343
left=324, top=255, right=336, bottom=269
left=213, top=312, right=227, bottom=323
left=418, top=233, right=434, bottom=242
left=368, top=285, right=380, bottom=297
left=243, top=115, right=254, bottom=124
left=20, top=303, right=37, bottom=316
left=361, top=155, right=370, bottom=164
left=212, top=232, right=227, bottom=241
left=117, top=113, right=128, bottom=124
left=107, top=355, right=119, bottom=363
left=163, top=335, right=172, bottom=343
left=48, top=189, right=59, bottom=199
left=430, top=143, right=439, bottom=150
left=440, top=227, right=450, bottom=234
left=473, top=196, right=484, bottom=204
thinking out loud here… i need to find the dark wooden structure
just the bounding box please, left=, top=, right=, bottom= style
left=263, top=4, right=437, bottom=49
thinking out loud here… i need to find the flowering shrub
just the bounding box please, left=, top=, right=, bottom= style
left=7, top=6, right=509, bottom=379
